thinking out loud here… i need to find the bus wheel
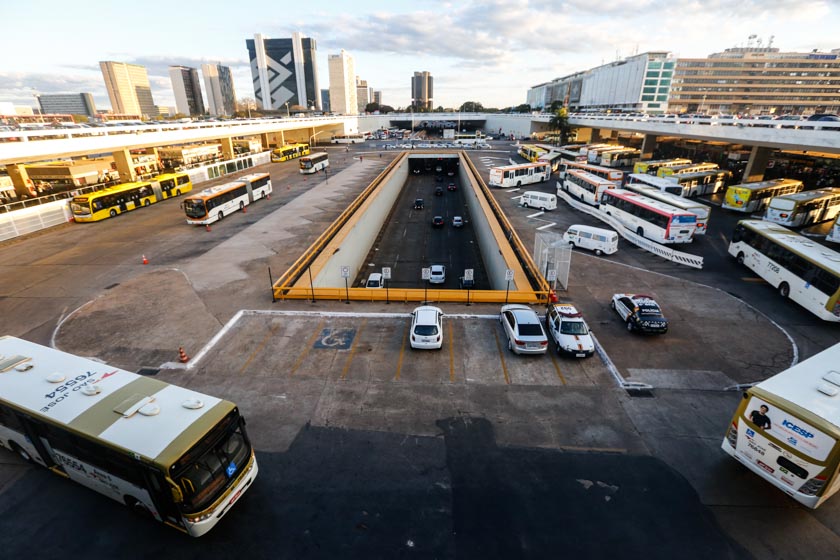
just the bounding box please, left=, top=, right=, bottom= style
left=517, top=181, right=522, bottom=187
left=736, top=252, right=745, bottom=265
left=626, top=320, right=634, bottom=332
left=239, top=201, right=245, bottom=211
left=110, top=210, right=117, bottom=217
left=143, top=199, right=150, bottom=207
left=636, top=227, right=644, bottom=237
left=595, top=249, right=603, bottom=256
left=10, top=442, right=33, bottom=464
left=778, top=282, right=790, bottom=298
left=125, top=497, right=153, bottom=519
left=175, top=189, right=181, bottom=196
left=217, top=211, right=224, bottom=220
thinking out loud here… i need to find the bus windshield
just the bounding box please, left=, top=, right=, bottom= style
left=770, top=199, right=797, bottom=211
left=183, top=199, right=207, bottom=218
left=172, top=411, right=251, bottom=513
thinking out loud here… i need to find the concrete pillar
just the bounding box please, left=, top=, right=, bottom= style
left=111, top=149, right=136, bottom=183
left=279, top=131, right=286, bottom=146
left=590, top=128, right=602, bottom=142
left=260, top=133, right=271, bottom=149
left=742, top=146, right=772, bottom=183
left=640, top=134, right=658, bottom=160
left=309, top=127, right=317, bottom=147
left=218, top=137, right=235, bottom=161
left=7, top=164, right=34, bottom=198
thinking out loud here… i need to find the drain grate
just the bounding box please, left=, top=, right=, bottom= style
left=626, top=388, right=655, bottom=398
left=136, top=367, right=160, bottom=376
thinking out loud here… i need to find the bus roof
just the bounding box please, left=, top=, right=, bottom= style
left=76, top=181, right=151, bottom=200
left=238, top=172, right=270, bottom=182
left=491, top=161, right=549, bottom=171
left=624, top=184, right=711, bottom=213
left=755, top=342, right=840, bottom=429
left=606, top=189, right=697, bottom=217
left=673, top=169, right=731, bottom=181
left=187, top=181, right=247, bottom=200
left=569, top=169, right=615, bottom=186
left=770, top=188, right=840, bottom=204
left=0, top=336, right=233, bottom=465
left=729, top=178, right=803, bottom=191
left=628, top=173, right=679, bottom=188
left=739, top=220, right=840, bottom=275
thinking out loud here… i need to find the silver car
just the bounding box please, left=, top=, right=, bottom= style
left=499, top=304, right=548, bottom=355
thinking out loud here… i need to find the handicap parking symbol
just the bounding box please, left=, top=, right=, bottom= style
left=314, top=328, right=356, bottom=350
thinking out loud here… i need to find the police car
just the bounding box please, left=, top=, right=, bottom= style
left=610, top=294, right=669, bottom=334
left=544, top=304, right=595, bottom=358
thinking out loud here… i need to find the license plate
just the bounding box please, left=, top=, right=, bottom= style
left=526, top=343, right=538, bottom=349
left=575, top=353, right=586, bottom=357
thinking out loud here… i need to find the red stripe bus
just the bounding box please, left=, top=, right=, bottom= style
left=600, top=189, right=698, bottom=244
left=558, top=161, right=623, bottom=185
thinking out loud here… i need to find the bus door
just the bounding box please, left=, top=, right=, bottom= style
left=144, top=468, right=186, bottom=529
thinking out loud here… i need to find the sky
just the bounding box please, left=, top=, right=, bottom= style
left=1, top=0, right=838, bottom=113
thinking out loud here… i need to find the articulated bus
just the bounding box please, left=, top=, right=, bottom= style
left=764, top=188, right=840, bottom=228
left=299, top=152, right=330, bottom=174
left=599, top=148, right=642, bottom=168
left=633, top=158, right=692, bottom=175
left=723, top=179, right=804, bottom=213
left=666, top=169, right=732, bottom=197
left=657, top=162, right=719, bottom=178
left=71, top=172, right=192, bottom=222
left=623, top=181, right=712, bottom=234
left=729, top=220, right=840, bottom=321
left=558, top=170, right=617, bottom=207
left=557, top=161, right=623, bottom=185
left=600, top=189, right=697, bottom=244
left=330, top=134, right=366, bottom=144
left=0, top=336, right=258, bottom=536
left=489, top=162, right=551, bottom=188
left=828, top=214, right=840, bottom=243
left=723, top=342, right=840, bottom=508
left=183, top=172, right=272, bottom=225
left=518, top=144, right=547, bottom=163
left=271, top=143, right=310, bottom=162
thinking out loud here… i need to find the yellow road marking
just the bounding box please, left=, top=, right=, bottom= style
left=493, top=328, right=511, bottom=385
left=289, top=319, right=325, bottom=376
left=341, top=319, right=366, bottom=380
left=448, top=324, right=455, bottom=383
left=394, top=324, right=408, bottom=381
left=549, top=349, right=567, bottom=385
left=238, top=323, right=279, bottom=375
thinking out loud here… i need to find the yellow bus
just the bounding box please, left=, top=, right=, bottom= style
left=518, top=144, right=547, bottom=163
left=0, top=336, right=258, bottom=536
left=723, top=342, right=840, bottom=508
left=271, top=143, right=310, bottom=162
left=633, top=158, right=691, bottom=175
left=723, top=179, right=804, bottom=213
left=70, top=172, right=192, bottom=222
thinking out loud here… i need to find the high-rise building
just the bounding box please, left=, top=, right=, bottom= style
left=356, top=77, right=369, bottom=113
left=169, top=66, right=205, bottom=117
left=526, top=52, right=674, bottom=114
left=246, top=32, right=320, bottom=111
left=202, top=63, right=237, bottom=117
left=35, top=93, right=96, bottom=118
left=99, top=61, right=157, bottom=118
left=411, top=71, right=433, bottom=110
left=372, top=90, right=382, bottom=107
left=327, top=49, right=357, bottom=114
left=669, top=46, right=840, bottom=115
left=320, top=89, right=331, bottom=113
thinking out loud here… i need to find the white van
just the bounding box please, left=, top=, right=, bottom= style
left=520, top=191, right=557, bottom=211
left=365, top=272, right=384, bottom=288
left=563, top=224, right=619, bottom=256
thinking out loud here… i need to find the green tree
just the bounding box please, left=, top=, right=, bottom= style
left=515, top=103, right=532, bottom=113
left=459, top=101, right=484, bottom=112
left=379, top=105, right=395, bottom=113
left=365, top=102, right=381, bottom=113
left=548, top=107, right=571, bottom=146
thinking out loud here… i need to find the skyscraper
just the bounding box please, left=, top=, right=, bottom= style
left=100, top=61, right=157, bottom=118
left=327, top=50, right=357, bottom=115
left=36, top=93, right=96, bottom=118
left=372, top=90, right=382, bottom=107
left=169, top=66, right=205, bottom=117
left=411, top=71, right=433, bottom=110
left=356, top=77, right=369, bottom=113
left=202, top=63, right=237, bottom=117
left=246, top=32, right=320, bottom=111
left=320, top=89, right=331, bottom=113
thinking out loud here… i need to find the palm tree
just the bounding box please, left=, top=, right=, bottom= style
left=548, top=107, right=570, bottom=146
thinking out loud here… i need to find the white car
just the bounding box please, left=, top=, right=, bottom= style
left=499, top=304, right=548, bottom=355
left=452, top=216, right=464, bottom=227
left=409, top=305, right=444, bottom=350
left=429, top=264, right=446, bottom=284
left=544, top=304, right=594, bottom=358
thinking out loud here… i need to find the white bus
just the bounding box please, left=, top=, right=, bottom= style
left=729, top=220, right=840, bottom=321
left=764, top=188, right=840, bottom=228
left=599, top=148, right=642, bottom=168
left=553, top=148, right=588, bottom=164
left=488, top=162, right=551, bottom=188
left=828, top=214, right=840, bottom=244
left=722, top=342, right=840, bottom=508
left=0, top=336, right=258, bottom=536
left=623, top=181, right=712, bottom=235
left=330, top=134, right=366, bottom=144
left=666, top=169, right=732, bottom=197
left=557, top=161, right=624, bottom=184
left=600, top=189, right=698, bottom=243
left=559, top=170, right=617, bottom=207
left=723, top=179, right=804, bottom=213
left=626, top=173, right=685, bottom=196
left=586, top=145, right=625, bottom=164
left=536, top=151, right=564, bottom=173
left=183, top=172, right=271, bottom=225
left=299, top=152, right=330, bottom=174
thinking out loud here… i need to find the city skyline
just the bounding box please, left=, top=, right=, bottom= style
left=1, top=0, right=838, bottom=113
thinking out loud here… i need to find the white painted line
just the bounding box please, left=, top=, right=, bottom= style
left=511, top=194, right=524, bottom=200
left=527, top=211, right=544, bottom=218
left=536, top=222, right=556, bottom=230
left=508, top=188, right=520, bottom=193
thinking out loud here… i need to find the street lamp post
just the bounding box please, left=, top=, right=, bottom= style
left=309, top=130, right=326, bottom=148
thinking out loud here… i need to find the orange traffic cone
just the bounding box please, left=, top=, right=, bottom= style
left=242, top=206, right=246, bottom=213
left=205, top=224, right=211, bottom=232
left=178, top=346, right=190, bottom=363
left=142, top=255, right=149, bottom=265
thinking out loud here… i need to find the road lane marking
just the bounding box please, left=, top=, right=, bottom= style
left=449, top=325, right=455, bottom=383
left=536, top=222, right=556, bottom=230
left=493, top=328, right=511, bottom=385
left=341, top=318, right=367, bottom=380
left=394, top=323, right=408, bottom=381
left=548, top=350, right=567, bottom=385
left=289, top=319, right=326, bottom=375
left=527, top=211, right=545, bottom=218
left=238, top=323, right=279, bottom=375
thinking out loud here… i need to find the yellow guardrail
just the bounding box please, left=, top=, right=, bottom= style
left=274, top=286, right=548, bottom=304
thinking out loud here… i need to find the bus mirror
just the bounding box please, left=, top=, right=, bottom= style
left=742, top=392, right=749, bottom=400
left=170, top=484, right=184, bottom=503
